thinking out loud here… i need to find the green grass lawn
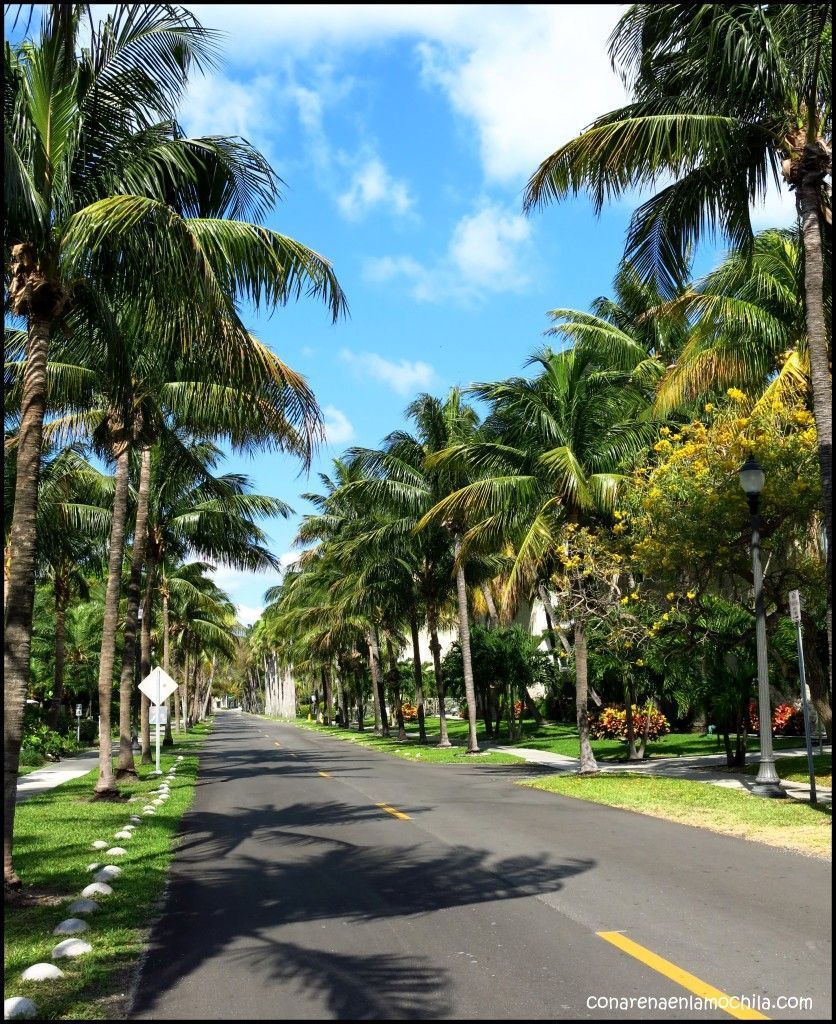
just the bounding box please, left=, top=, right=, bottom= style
left=743, top=753, right=832, bottom=787
left=288, top=713, right=816, bottom=764
left=280, top=717, right=525, bottom=765
left=522, top=773, right=832, bottom=858
left=4, top=719, right=213, bottom=1020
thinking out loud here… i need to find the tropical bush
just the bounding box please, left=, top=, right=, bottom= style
left=401, top=702, right=418, bottom=722
left=748, top=701, right=806, bottom=736
left=21, top=722, right=79, bottom=762
left=590, top=704, right=670, bottom=741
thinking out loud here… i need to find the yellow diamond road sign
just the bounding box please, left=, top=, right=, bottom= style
left=139, top=667, right=178, bottom=706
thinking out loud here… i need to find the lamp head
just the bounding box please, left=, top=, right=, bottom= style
left=738, top=456, right=765, bottom=497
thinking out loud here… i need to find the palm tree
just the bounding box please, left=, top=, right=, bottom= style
left=654, top=228, right=820, bottom=414
left=347, top=390, right=487, bottom=752
left=524, top=3, right=832, bottom=674
left=141, top=434, right=290, bottom=738
left=4, top=5, right=345, bottom=881
left=421, top=349, right=655, bottom=772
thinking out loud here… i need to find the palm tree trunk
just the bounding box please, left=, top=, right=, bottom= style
left=574, top=615, right=598, bottom=774
left=139, top=550, right=155, bottom=764
left=367, top=629, right=388, bottom=736
left=386, top=638, right=407, bottom=741
left=3, top=309, right=52, bottom=887
left=162, top=586, right=174, bottom=746
left=48, top=575, right=69, bottom=729
left=454, top=534, right=479, bottom=754
left=94, top=443, right=132, bottom=797
left=796, top=183, right=832, bottom=685
left=481, top=583, right=499, bottom=629
left=117, top=446, right=152, bottom=779
left=324, top=666, right=333, bottom=726
left=410, top=612, right=428, bottom=743
left=428, top=606, right=451, bottom=747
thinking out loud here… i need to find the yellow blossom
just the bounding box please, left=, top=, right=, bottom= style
left=666, top=592, right=675, bottom=601
left=620, top=597, right=629, bottom=605
left=726, top=387, right=747, bottom=403
left=686, top=591, right=696, bottom=600
left=704, top=403, right=714, bottom=413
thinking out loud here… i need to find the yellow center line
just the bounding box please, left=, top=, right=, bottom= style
left=289, top=752, right=298, bottom=758
left=375, top=802, right=411, bottom=821
left=596, top=932, right=769, bottom=1020
left=274, top=741, right=281, bottom=747
left=318, top=771, right=331, bottom=778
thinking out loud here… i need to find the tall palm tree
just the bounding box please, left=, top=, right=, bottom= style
left=347, top=390, right=487, bottom=752
left=4, top=5, right=345, bottom=882
left=421, top=349, right=655, bottom=772
left=524, top=3, right=832, bottom=675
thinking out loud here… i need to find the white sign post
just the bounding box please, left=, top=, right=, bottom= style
left=139, top=667, right=178, bottom=774
left=75, top=704, right=82, bottom=743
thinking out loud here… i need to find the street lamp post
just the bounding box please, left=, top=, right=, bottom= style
left=738, top=456, right=785, bottom=798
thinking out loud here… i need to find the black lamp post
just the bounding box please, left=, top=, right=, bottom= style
left=738, top=456, right=785, bottom=798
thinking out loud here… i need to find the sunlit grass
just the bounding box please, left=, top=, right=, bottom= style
left=4, top=720, right=213, bottom=1020
left=522, top=772, right=832, bottom=858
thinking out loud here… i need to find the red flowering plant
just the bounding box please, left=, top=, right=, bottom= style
left=589, top=704, right=670, bottom=741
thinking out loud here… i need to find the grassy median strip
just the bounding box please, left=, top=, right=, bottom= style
left=266, top=717, right=526, bottom=766
left=4, top=719, right=213, bottom=1020
left=521, top=773, right=832, bottom=858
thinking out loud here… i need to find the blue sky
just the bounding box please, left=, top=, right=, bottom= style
left=11, top=4, right=797, bottom=623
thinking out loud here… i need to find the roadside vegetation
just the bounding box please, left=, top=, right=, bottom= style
left=522, top=773, right=832, bottom=858
left=3, top=721, right=212, bottom=1019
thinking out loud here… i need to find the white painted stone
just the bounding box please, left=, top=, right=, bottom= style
left=81, top=883, right=112, bottom=898
left=105, top=847, right=127, bottom=857
left=91, top=840, right=108, bottom=850
left=94, top=866, right=121, bottom=882
left=129, top=816, right=142, bottom=824
left=4, top=996, right=38, bottom=1019
left=114, top=831, right=132, bottom=840
left=51, top=939, right=92, bottom=960
left=152, top=799, right=164, bottom=806
left=67, top=899, right=99, bottom=914
left=21, top=963, right=64, bottom=982
left=157, top=794, right=169, bottom=801
left=53, top=918, right=89, bottom=936
left=176, top=755, right=184, bottom=761
left=142, top=809, right=156, bottom=816
left=149, top=769, right=162, bottom=776
left=124, top=823, right=137, bottom=830
left=86, top=863, right=101, bottom=872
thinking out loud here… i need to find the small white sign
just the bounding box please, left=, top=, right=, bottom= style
left=149, top=707, right=169, bottom=726
left=139, top=667, right=178, bottom=706
left=788, top=590, right=802, bottom=624
left=75, top=705, right=83, bottom=718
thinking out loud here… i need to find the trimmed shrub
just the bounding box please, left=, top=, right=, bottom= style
left=401, top=702, right=418, bottom=722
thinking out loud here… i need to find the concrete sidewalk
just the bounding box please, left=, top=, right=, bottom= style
left=15, top=744, right=119, bottom=802
left=483, top=741, right=832, bottom=803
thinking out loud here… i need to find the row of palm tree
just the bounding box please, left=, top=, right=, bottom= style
left=258, top=213, right=829, bottom=770
left=4, top=4, right=346, bottom=891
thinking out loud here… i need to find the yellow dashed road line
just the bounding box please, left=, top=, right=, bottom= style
left=375, top=802, right=411, bottom=821
left=318, top=771, right=331, bottom=778
left=597, top=932, right=769, bottom=1020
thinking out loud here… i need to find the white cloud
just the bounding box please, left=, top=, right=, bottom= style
left=365, top=201, right=532, bottom=304
left=340, top=349, right=435, bottom=395
left=322, top=405, right=356, bottom=444
left=337, top=157, right=414, bottom=220
left=186, top=6, right=628, bottom=185
left=236, top=604, right=265, bottom=627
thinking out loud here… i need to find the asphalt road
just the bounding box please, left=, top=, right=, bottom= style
left=131, top=711, right=832, bottom=1020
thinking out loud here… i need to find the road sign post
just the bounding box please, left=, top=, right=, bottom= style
left=788, top=590, right=817, bottom=805
left=139, top=668, right=178, bottom=774
left=76, top=704, right=82, bottom=743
